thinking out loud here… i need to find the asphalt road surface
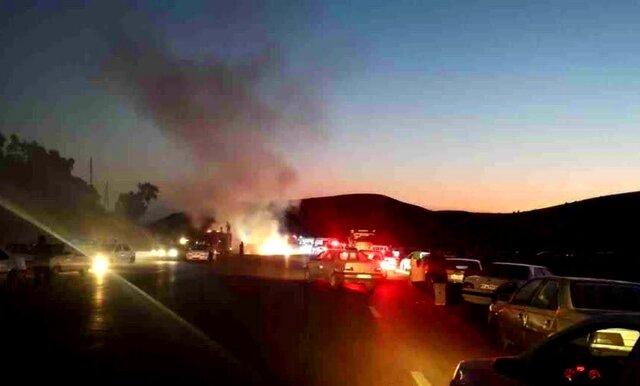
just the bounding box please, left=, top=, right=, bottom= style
left=1, top=255, right=504, bottom=386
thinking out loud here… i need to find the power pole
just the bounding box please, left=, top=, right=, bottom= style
left=104, top=181, right=110, bottom=210
left=89, top=157, right=93, bottom=187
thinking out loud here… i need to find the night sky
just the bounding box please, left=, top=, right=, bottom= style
left=3, top=0, right=640, bottom=215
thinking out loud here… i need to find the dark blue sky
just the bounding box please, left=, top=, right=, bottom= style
left=2, top=0, right=640, bottom=213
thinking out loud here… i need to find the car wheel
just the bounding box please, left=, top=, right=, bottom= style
left=329, top=274, right=341, bottom=289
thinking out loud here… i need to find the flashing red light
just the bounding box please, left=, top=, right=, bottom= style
left=575, top=365, right=586, bottom=373
left=588, top=369, right=601, bottom=381
left=331, top=240, right=340, bottom=247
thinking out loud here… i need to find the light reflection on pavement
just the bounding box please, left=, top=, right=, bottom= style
left=2, top=255, right=503, bottom=386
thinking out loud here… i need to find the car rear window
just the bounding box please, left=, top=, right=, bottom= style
left=571, top=282, right=640, bottom=312
left=484, top=263, right=530, bottom=280
left=338, top=251, right=370, bottom=261
left=445, top=259, right=481, bottom=275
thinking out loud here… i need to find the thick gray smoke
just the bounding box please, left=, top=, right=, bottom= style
left=101, top=22, right=323, bottom=245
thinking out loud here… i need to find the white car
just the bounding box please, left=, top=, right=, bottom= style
left=399, top=250, right=429, bottom=272
left=5, top=243, right=34, bottom=265
left=49, top=244, right=91, bottom=275
left=0, top=247, right=27, bottom=285
left=185, top=241, right=216, bottom=262
left=462, top=262, right=552, bottom=305
left=100, top=242, right=136, bottom=263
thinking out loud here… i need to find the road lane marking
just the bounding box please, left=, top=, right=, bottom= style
left=410, top=371, right=433, bottom=386
left=368, top=305, right=381, bottom=319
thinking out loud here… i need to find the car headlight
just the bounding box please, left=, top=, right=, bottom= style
left=91, top=254, right=109, bottom=275
left=168, top=248, right=178, bottom=258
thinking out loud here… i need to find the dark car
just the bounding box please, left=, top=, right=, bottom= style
left=451, top=313, right=640, bottom=386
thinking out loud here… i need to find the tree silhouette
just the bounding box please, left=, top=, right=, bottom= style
left=115, top=182, right=160, bottom=222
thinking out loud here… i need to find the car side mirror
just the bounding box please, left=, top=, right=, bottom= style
left=493, top=357, right=527, bottom=379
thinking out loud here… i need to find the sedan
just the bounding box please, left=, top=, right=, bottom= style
left=489, top=276, right=640, bottom=352
left=445, top=258, right=482, bottom=284
left=462, top=262, right=553, bottom=305
left=451, top=313, right=640, bottom=386
left=304, top=249, right=384, bottom=292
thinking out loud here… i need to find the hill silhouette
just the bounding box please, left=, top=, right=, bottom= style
left=285, top=191, right=640, bottom=254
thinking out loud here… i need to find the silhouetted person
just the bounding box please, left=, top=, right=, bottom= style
left=427, top=252, right=448, bottom=305
left=32, top=235, right=51, bottom=286
left=239, top=241, right=244, bottom=257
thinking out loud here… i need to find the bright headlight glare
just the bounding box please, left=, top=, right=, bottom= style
left=168, top=248, right=178, bottom=258
left=91, top=254, right=109, bottom=274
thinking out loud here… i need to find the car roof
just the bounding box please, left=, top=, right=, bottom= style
left=490, top=261, right=548, bottom=269
left=549, top=276, right=640, bottom=286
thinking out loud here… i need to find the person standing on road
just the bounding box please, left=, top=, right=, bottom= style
left=409, top=252, right=426, bottom=291
left=32, top=235, right=51, bottom=286
left=430, top=253, right=448, bottom=305
left=239, top=241, right=244, bottom=256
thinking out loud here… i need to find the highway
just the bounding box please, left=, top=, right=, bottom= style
left=1, top=255, right=504, bottom=386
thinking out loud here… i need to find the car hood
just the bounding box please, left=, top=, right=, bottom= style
left=454, top=359, right=517, bottom=386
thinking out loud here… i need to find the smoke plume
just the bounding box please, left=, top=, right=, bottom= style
left=101, top=13, right=324, bottom=244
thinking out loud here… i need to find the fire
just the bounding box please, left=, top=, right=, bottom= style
left=258, top=233, right=295, bottom=256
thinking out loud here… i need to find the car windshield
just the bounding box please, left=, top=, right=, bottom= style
left=189, top=243, right=211, bottom=251
left=571, top=282, right=640, bottom=312
left=484, top=264, right=530, bottom=280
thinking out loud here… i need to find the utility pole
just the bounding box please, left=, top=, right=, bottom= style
left=104, top=181, right=110, bottom=210
left=89, top=157, right=93, bottom=187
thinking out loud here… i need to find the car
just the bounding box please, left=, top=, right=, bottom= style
left=99, top=242, right=136, bottom=263
left=304, top=249, right=384, bottom=292
left=185, top=240, right=217, bottom=262
left=445, top=258, right=483, bottom=284
left=399, top=250, right=430, bottom=272
left=451, top=313, right=640, bottom=386
left=0, top=246, right=27, bottom=287
left=49, top=244, right=91, bottom=275
left=488, top=276, right=640, bottom=351
left=462, top=262, right=552, bottom=305
left=5, top=243, right=34, bottom=265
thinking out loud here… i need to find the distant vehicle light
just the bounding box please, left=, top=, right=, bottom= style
left=157, top=248, right=167, bottom=257
left=178, top=237, right=188, bottom=245
left=91, top=254, right=109, bottom=275
left=168, top=248, right=178, bottom=258
left=381, top=260, right=396, bottom=270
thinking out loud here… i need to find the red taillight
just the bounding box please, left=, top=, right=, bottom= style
left=375, top=267, right=382, bottom=272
